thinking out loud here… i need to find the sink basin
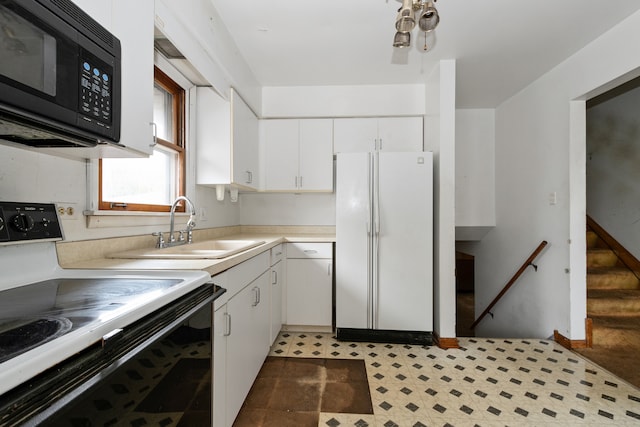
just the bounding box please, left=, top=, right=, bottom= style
left=108, top=239, right=266, bottom=260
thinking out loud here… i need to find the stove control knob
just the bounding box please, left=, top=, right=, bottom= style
left=11, top=213, right=35, bottom=232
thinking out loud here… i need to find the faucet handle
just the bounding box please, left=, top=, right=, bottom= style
left=178, top=230, right=186, bottom=242
left=152, top=231, right=165, bottom=248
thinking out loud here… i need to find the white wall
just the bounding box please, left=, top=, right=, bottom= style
left=239, top=193, right=335, bottom=225
left=473, top=10, right=640, bottom=339
left=262, top=85, right=425, bottom=118
left=455, top=109, right=496, bottom=239
left=425, top=60, right=457, bottom=340
left=586, top=84, right=640, bottom=259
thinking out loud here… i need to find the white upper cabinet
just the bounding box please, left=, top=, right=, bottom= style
left=196, top=87, right=259, bottom=191
left=111, top=0, right=155, bottom=156
left=334, top=117, right=423, bottom=153
left=261, top=119, right=333, bottom=192
left=231, top=90, right=260, bottom=189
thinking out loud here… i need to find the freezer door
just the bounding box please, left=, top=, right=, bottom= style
left=336, top=153, right=372, bottom=329
left=376, top=152, right=433, bottom=331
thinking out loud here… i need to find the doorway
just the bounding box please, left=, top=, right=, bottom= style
left=455, top=250, right=475, bottom=337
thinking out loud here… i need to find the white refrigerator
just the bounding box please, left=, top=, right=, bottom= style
left=335, top=151, right=433, bottom=343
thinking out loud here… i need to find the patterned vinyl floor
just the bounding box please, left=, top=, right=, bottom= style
left=268, top=332, right=640, bottom=426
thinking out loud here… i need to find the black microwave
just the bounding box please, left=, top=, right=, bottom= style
left=0, top=0, right=121, bottom=148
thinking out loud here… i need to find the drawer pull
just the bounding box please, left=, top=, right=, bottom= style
left=303, top=250, right=318, bottom=254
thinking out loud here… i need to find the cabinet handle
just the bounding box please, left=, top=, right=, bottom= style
left=223, top=313, right=231, bottom=336
left=379, top=138, right=383, bottom=150
left=328, top=262, right=332, bottom=276
left=252, top=286, right=260, bottom=306
left=299, top=176, right=303, bottom=189
left=246, top=170, right=253, bottom=184
left=272, top=270, right=278, bottom=285
left=294, top=176, right=298, bottom=188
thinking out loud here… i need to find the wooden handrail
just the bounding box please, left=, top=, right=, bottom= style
left=470, top=240, right=548, bottom=329
left=587, top=215, right=640, bottom=282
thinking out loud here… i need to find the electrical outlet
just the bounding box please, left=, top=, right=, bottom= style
left=198, top=207, right=208, bottom=222
left=56, top=202, right=79, bottom=220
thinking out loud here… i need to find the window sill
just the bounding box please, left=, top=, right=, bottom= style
left=84, top=210, right=190, bottom=229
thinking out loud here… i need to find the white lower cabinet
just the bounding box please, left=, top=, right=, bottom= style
left=286, top=243, right=333, bottom=327
left=226, top=271, right=270, bottom=423
left=212, top=252, right=271, bottom=427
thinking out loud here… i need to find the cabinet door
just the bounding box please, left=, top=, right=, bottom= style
left=286, top=258, right=332, bottom=326
left=213, top=305, right=228, bottom=427
left=231, top=90, right=259, bottom=190
left=111, top=0, right=154, bottom=155
left=226, top=271, right=270, bottom=425
left=377, top=117, right=423, bottom=152
left=262, top=119, right=299, bottom=191
left=299, top=119, right=334, bottom=191
left=196, top=87, right=232, bottom=185
left=333, top=118, right=377, bottom=153
left=270, top=259, right=283, bottom=344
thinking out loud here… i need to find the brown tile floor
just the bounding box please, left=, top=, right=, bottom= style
left=234, top=357, right=373, bottom=426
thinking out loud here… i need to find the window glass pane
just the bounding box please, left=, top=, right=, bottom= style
left=154, top=83, right=174, bottom=142
left=102, top=146, right=178, bottom=206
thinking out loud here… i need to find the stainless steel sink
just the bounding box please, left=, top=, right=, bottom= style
left=108, top=239, right=265, bottom=260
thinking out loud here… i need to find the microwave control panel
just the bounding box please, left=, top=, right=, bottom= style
left=79, top=56, right=112, bottom=128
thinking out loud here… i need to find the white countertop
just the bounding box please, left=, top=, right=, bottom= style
left=59, top=233, right=335, bottom=276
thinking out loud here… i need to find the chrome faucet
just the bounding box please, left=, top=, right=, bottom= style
left=154, top=196, right=196, bottom=248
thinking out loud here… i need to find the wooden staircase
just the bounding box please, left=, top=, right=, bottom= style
left=575, top=217, right=640, bottom=387
left=586, top=221, right=640, bottom=318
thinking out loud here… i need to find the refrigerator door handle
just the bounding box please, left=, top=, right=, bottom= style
left=367, top=152, right=374, bottom=329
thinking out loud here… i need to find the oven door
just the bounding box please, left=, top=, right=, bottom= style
left=0, top=0, right=119, bottom=144
left=0, top=283, right=224, bottom=426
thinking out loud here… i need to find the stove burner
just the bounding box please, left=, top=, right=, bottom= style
left=0, top=316, right=72, bottom=363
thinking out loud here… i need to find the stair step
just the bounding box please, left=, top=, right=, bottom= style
left=586, top=230, right=599, bottom=249
left=587, top=267, right=640, bottom=290
left=586, top=248, right=619, bottom=267
left=589, top=315, right=640, bottom=347
left=587, top=289, right=640, bottom=316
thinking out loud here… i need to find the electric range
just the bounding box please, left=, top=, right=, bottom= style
left=0, top=202, right=213, bottom=405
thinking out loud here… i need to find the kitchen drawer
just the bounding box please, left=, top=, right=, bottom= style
left=286, top=242, right=332, bottom=259
left=271, top=244, right=284, bottom=265
left=226, top=251, right=270, bottom=298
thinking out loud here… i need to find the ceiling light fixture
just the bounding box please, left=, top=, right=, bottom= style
left=393, top=0, right=440, bottom=51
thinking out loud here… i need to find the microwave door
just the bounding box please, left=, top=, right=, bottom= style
left=0, top=3, right=58, bottom=98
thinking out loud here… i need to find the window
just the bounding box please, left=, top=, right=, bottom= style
left=99, top=67, right=185, bottom=212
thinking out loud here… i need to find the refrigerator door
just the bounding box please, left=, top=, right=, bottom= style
left=375, top=152, right=433, bottom=331
left=336, top=153, right=372, bottom=329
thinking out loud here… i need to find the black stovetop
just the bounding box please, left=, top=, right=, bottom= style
left=0, top=277, right=182, bottom=363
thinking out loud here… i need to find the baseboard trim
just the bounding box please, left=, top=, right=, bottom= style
left=335, top=328, right=433, bottom=345
left=554, top=318, right=592, bottom=349
left=433, top=332, right=460, bottom=349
